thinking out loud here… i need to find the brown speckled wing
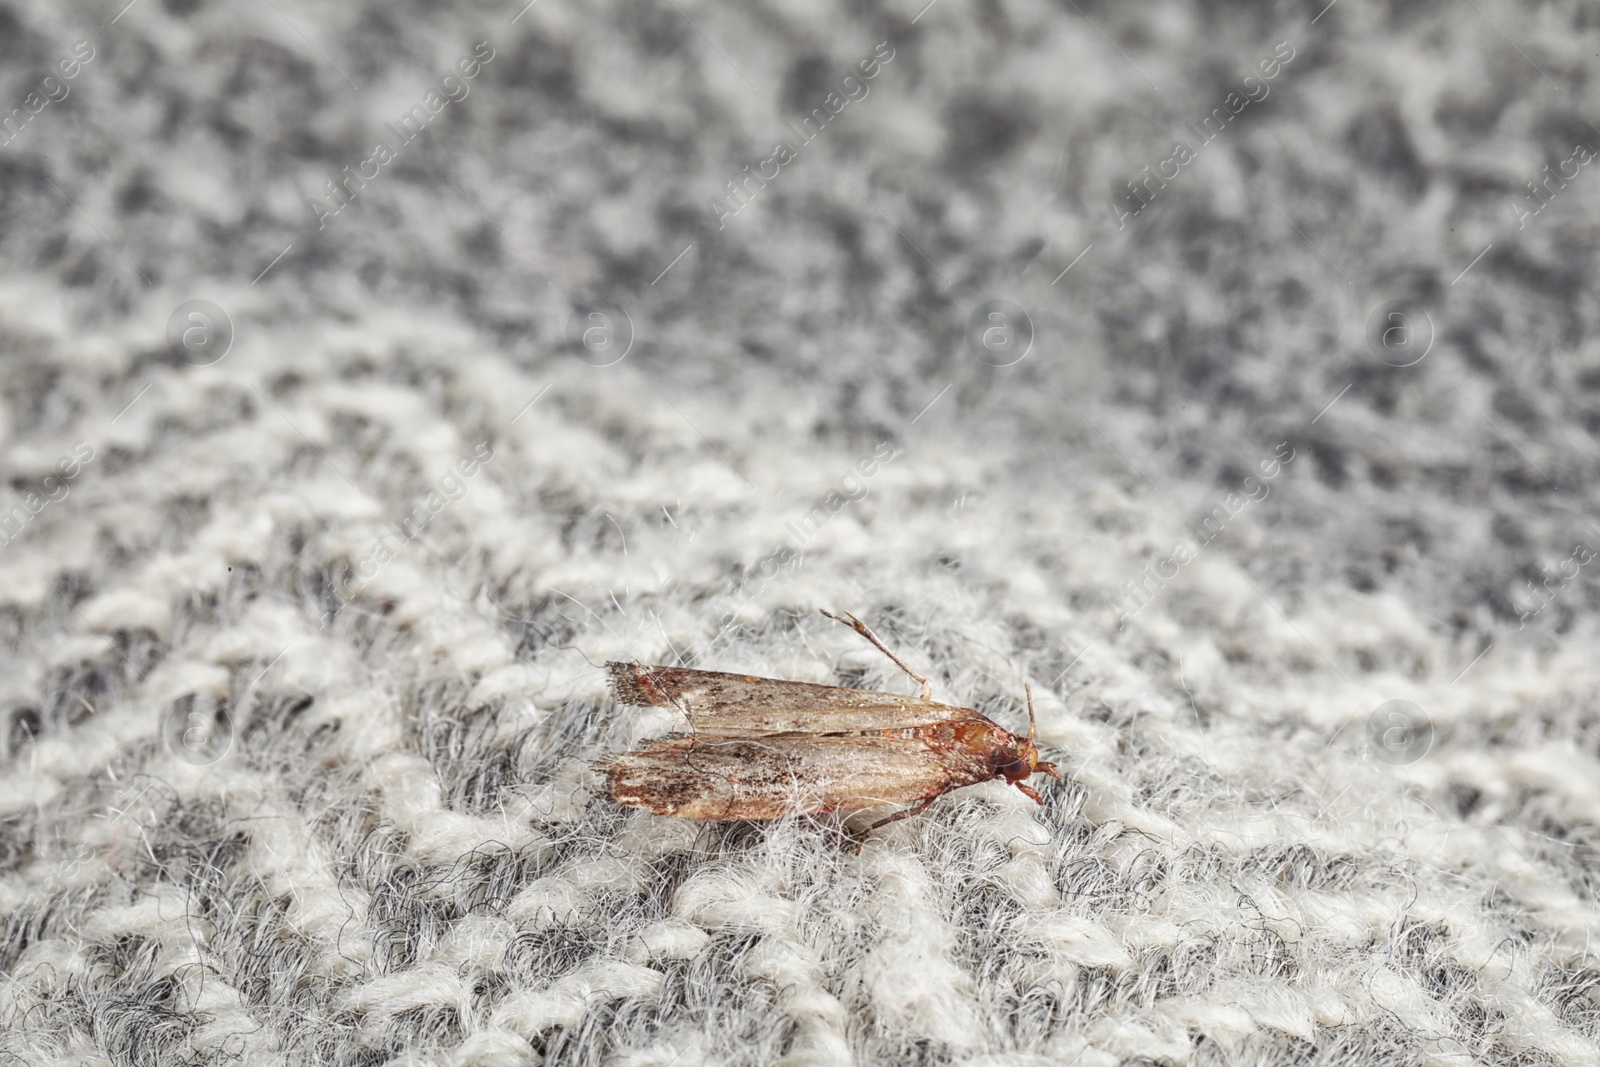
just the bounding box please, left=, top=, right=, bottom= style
left=606, top=662, right=982, bottom=735
left=595, top=732, right=990, bottom=820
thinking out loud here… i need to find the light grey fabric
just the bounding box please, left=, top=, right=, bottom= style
left=2, top=1, right=1598, bottom=1064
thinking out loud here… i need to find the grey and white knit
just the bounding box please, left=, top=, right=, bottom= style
left=2, top=0, right=1598, bottom=1064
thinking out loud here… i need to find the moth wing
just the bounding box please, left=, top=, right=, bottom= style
left=607, top=662, right=978, bottom=734
left=595, top=733, right=976, bottom=820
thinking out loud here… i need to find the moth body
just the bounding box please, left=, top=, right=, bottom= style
left=592, top=613, right=1060, bottom=833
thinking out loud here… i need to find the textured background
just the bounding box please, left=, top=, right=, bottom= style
left=2, top=0, right=1600, bottom=1064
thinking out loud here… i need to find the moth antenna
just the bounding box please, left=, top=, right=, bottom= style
left=1025, top=682, right=1036, bottom=742
left=820, top=609, right=934, bottom=702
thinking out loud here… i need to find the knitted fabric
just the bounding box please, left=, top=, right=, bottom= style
left=2, top=1, right=1598, bottom=1065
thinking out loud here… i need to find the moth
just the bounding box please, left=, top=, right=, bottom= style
left=593, top=610, right=1060, bottom=834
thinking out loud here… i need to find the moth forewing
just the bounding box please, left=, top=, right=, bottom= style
left=596, top=732, right=964, bottom=820
left=606, top=661, right=979, bottom=735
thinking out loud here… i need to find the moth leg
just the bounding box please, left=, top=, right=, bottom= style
left=1015, top=782, right=1045, bottom=805
left=854, top=797, right=938, bottom=845
left=820, top=609, right=934, bottom=702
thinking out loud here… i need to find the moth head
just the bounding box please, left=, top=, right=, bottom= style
left=999, top=684, right=1062, bottom=788
left=998, top=737, right=1061, bottom=784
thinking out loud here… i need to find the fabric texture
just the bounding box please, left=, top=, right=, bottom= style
left=2, top=0, right=1599, bottom=1064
